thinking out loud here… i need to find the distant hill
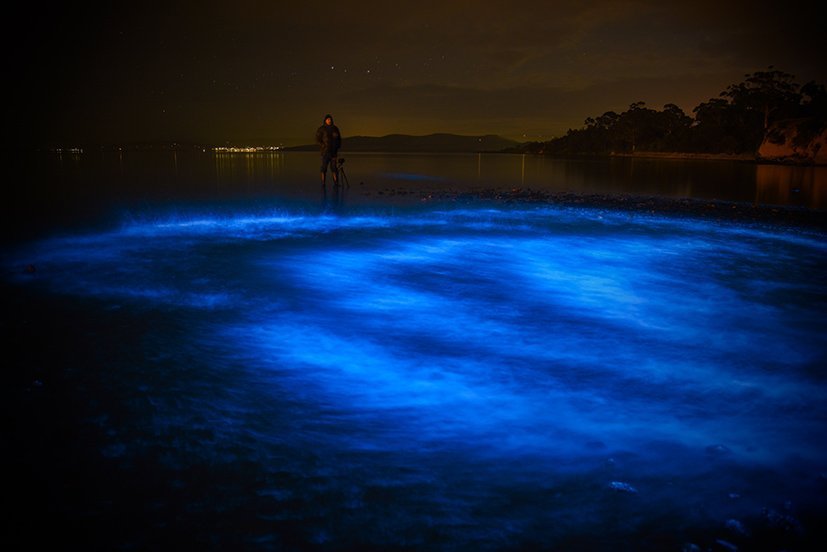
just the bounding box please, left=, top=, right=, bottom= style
left=285, top=133, right=521, bottom=153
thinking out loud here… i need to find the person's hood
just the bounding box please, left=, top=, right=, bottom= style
left=324, top=114, right=333, bottom=123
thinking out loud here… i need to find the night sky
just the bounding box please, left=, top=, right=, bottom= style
left=10, top=0, right=826, bottom=147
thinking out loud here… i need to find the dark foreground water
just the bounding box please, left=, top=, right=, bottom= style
left=4, top=197, right=826, bottom=550
left=3, top=152, right=827, bottom=550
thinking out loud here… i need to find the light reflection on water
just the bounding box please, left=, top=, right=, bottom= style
left=7, top=151, right=826, bottom=247
left=5, top=204, right=827, bottom=549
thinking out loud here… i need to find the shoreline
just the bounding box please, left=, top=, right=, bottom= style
left=609, top=151, right=756, bottom=162
left=513, top=150, right=824, bottom=165
left=414, top=188, right=827, bottom=231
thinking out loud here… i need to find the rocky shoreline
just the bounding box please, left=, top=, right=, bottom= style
left=609, top=151, right=756, bottom=162
left=410, top=187, right=827, bottom=231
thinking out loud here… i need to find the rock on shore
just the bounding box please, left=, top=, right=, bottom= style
left=758, top=119, right=827, bottom=165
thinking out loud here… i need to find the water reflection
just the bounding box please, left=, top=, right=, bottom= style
left=76, top=151, right=827, bottom=210
left=321, top=182, right=349, bottom=211
left=215, top=151, right=286, bottom=184
left=756, top=164, right=827, bottom=208
left=7, top=151, right=825, bottom=246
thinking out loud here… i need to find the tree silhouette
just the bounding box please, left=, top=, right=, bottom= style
left=513, top=68, right=825, bottom=157
left=722, top=67, right=801, bottom=130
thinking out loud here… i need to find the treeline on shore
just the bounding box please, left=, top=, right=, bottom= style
left=510, top=68, right=826, bottom=156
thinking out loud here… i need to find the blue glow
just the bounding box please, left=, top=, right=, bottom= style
left=5, top=204, right=826, bottom=548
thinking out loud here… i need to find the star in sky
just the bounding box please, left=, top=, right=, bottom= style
left=8, top=0, right=826, bottom=146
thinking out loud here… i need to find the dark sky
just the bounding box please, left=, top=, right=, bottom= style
left=10, top=0, right=826, bottom=146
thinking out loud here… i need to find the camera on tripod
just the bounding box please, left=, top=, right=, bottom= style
left=335, top=157, right=349, bottom=187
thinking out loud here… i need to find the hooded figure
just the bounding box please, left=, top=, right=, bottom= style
left=315, top=114, right=342, bottom=186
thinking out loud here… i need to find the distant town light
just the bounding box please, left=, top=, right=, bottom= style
left=213, top=146, right=282, bottom=153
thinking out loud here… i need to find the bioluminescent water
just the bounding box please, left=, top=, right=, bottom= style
left=5, top=202, right=827, bottom=550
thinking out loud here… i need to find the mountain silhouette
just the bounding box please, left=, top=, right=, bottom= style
left=285, top=133, right=520, bottom=153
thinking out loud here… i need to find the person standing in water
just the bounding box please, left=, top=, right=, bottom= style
left=315, top=114, right=342, bottom=187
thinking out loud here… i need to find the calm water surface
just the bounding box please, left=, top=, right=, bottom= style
left=4, top=151, right=826, bottom=550
left=5, top=151, right=826, bottom=242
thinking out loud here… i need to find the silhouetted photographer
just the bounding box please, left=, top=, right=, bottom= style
left=315, top=114, right=341, bottom=187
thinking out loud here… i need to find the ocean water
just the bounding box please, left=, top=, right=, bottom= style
left=5, top=150, right=826, bottom=246
left=4, top=193, right=826, bottom=549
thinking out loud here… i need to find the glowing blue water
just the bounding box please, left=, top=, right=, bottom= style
left=5, top=203, right=827, bottom=549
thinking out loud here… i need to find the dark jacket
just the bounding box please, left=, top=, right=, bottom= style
left=316, top=123, right=342, bottom=155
